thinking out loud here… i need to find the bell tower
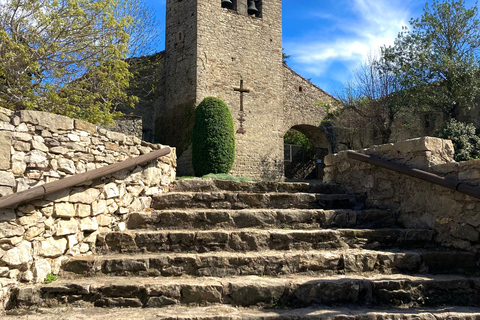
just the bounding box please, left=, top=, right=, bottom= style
left=163, top=0, right=284, bottom=179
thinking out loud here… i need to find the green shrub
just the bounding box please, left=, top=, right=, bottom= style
left=192, top=97, right=235, bottom=176
left=437, top=119, right=480, bottom=161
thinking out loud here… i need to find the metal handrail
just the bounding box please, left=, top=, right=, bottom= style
left=0, top=147, right=172, bottom=209
left=346, top=151, right=480, bottom=200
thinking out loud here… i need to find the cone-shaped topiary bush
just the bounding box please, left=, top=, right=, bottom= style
left=192, top=97, right=235, bottom=176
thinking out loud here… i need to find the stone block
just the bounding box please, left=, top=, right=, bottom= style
left=18, top=212, right=42, bottom=227
left=69, top=188, right=101, bottom=204
left=0, top=186, right=13, bottom=196
left=55, top=218, right=79, bottom=236
left=104, top=183, right=120, bottom=199
left=13, top=140, right=31, bottom=152
left=75, top=204, right=91, bottom=218
left=31, top=140, right=49, bottom=152
left=80, top=217, right=98, bottom=231
left=58, top=158, right=75, bottom=174
left=24, top=226, right=44, bottom=240
left=106, top=130, right=125, bottom=142
left=1, top=241, right=32, bottom=266
left=0, top=131, right=12, bottom=170
left=92, top=200, right=107, bottom=216
left=54, top=202, right=76, bottom=218
left=0, top=171, right=15, bottom=187
left=19, top=110, right=74, bottom=131
left=96, top=214, right=114, bottom=227
left=0, top=223, right=24, bottom=237
left=74, top=120, right=97, bottom=134
left=32, top=259, right=51, bottom=283
left=24, top=150, right=47, bottom=164
left=36, top=237, right=67, bottom=258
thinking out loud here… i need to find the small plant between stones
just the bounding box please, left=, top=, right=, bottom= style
left=44, top=273, right=58, bottom=284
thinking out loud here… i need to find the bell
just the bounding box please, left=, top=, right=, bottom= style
left=248, top=0, right=258, bottom=14
left=221, top=0, right=233, bottom=8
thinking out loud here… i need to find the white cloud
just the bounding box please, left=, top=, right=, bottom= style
left=284, top=0, right=413, bottom=85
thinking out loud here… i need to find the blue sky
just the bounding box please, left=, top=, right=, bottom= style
left=145, top=0, right=478, bottom=95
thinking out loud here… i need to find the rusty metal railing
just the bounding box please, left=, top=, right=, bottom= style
left=0, top=147, right=172, bottom=209
left=346, top=151, right=480, bottom=200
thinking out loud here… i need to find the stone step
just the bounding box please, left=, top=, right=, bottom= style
left=10, top=274, right=480, bottom=309
left=152, top=192, right=365, bottom=210
left=6, top=305, right=480, bottom=320
left=126, top=208, right=396, bottom=230
left=61, top=249, right=480, bottom=278
left=98, top=228, right=435, bottom=253
left=170, top=179, right=347, bottom=194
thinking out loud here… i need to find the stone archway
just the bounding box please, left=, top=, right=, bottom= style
left=283, top=124, right=331, bottom=180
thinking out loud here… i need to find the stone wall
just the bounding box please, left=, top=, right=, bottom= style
left=324, top=137, right=480, bottom=251
left=0, top=107, right=176, bottom=309
left=103, top=115, right=143, bottom=141
left=283, top=65, right=336, bottom=136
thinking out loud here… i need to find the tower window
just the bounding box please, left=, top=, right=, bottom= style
left=176, top=31, right=184, bottom=43
left=248, top=0, right=262, bottom=18
left=296, top=86, right=305, bottom=93
left=221, top=0, right=237, bottom=11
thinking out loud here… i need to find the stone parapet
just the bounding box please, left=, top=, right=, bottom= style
left=0, top=106, right=176, bottom=303
left=324, top=136, right=480, bottom=251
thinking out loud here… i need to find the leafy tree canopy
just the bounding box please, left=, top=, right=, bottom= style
left=379, top=0, right=480, bottom=119
left=0, top=0, right=160, bottom=124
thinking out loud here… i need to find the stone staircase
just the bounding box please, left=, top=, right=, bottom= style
left=5, top=179, right=480, bottom=319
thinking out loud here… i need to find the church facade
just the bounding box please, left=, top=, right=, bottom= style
left=122, top=0, right=336, bottom=180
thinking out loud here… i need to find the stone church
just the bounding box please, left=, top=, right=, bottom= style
left=121, top=0, right=337, bottom=180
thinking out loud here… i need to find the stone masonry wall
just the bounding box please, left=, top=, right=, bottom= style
left=324, top=137, right=480, bottom=251
left=0, top=107, right=176, bottom=309
left=283, top=65, right=336, bottom=135
left=103, top=115, right=143, bottom=140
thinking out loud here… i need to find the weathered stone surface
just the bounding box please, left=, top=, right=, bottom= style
left=19, top=110, right=74, bottom=131
left=32, top=259, right=52, bottom=283
left=75, top=204, right=91, bottom=218
left=74, top=119, right=97, bottom=134
left=57, top=158, right=75, bottom=174
left=49, top=146, right=69, bottom=155
left=24, top=150, right=47, bottom=164
left=80, top=217, right=98, bottom=231
left=1, top=241, right=32, bottom=266
left=96, top=214, right=114, bottom=227
left=0, top=223, right=24, bottom=237
left=0, top=209, right=15, bottom=222
left=104, top=183, right=120, bottom=199
left=55, top=219, right=79, bottom=236
left=24, top=226, right=45, bottom=240
left=0, top=131, right=12, bottom=170
left=92, top=200, right=108, bottom=216
left=18, top=212, right=42, bottom=227
left=36, top=237, right=67, bottom=258
left=69, top=188, right=101, bottom=204
left=54, top=203, right=76, bottom=218
left=31, top=140, right=49, bottom=152
left=0, top=171, right=15, bottom=187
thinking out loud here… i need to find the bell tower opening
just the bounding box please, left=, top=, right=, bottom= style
left=221, top=0, right=237, bottom=11
left=248, top=0, right=262, bottom=18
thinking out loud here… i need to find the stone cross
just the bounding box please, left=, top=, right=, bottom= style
left=234, top=80, right=250, bottom=134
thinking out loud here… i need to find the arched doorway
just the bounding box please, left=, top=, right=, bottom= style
left=283, top=124, right=331, bottom=180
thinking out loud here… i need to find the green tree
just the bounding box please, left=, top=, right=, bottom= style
left=192, top=97, right=235, bottom=177
left=379, top=0, right=480, bottom=119
left=336, top=53, right=404, bottom=144
left=0, top=0, right=158, bottom=124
